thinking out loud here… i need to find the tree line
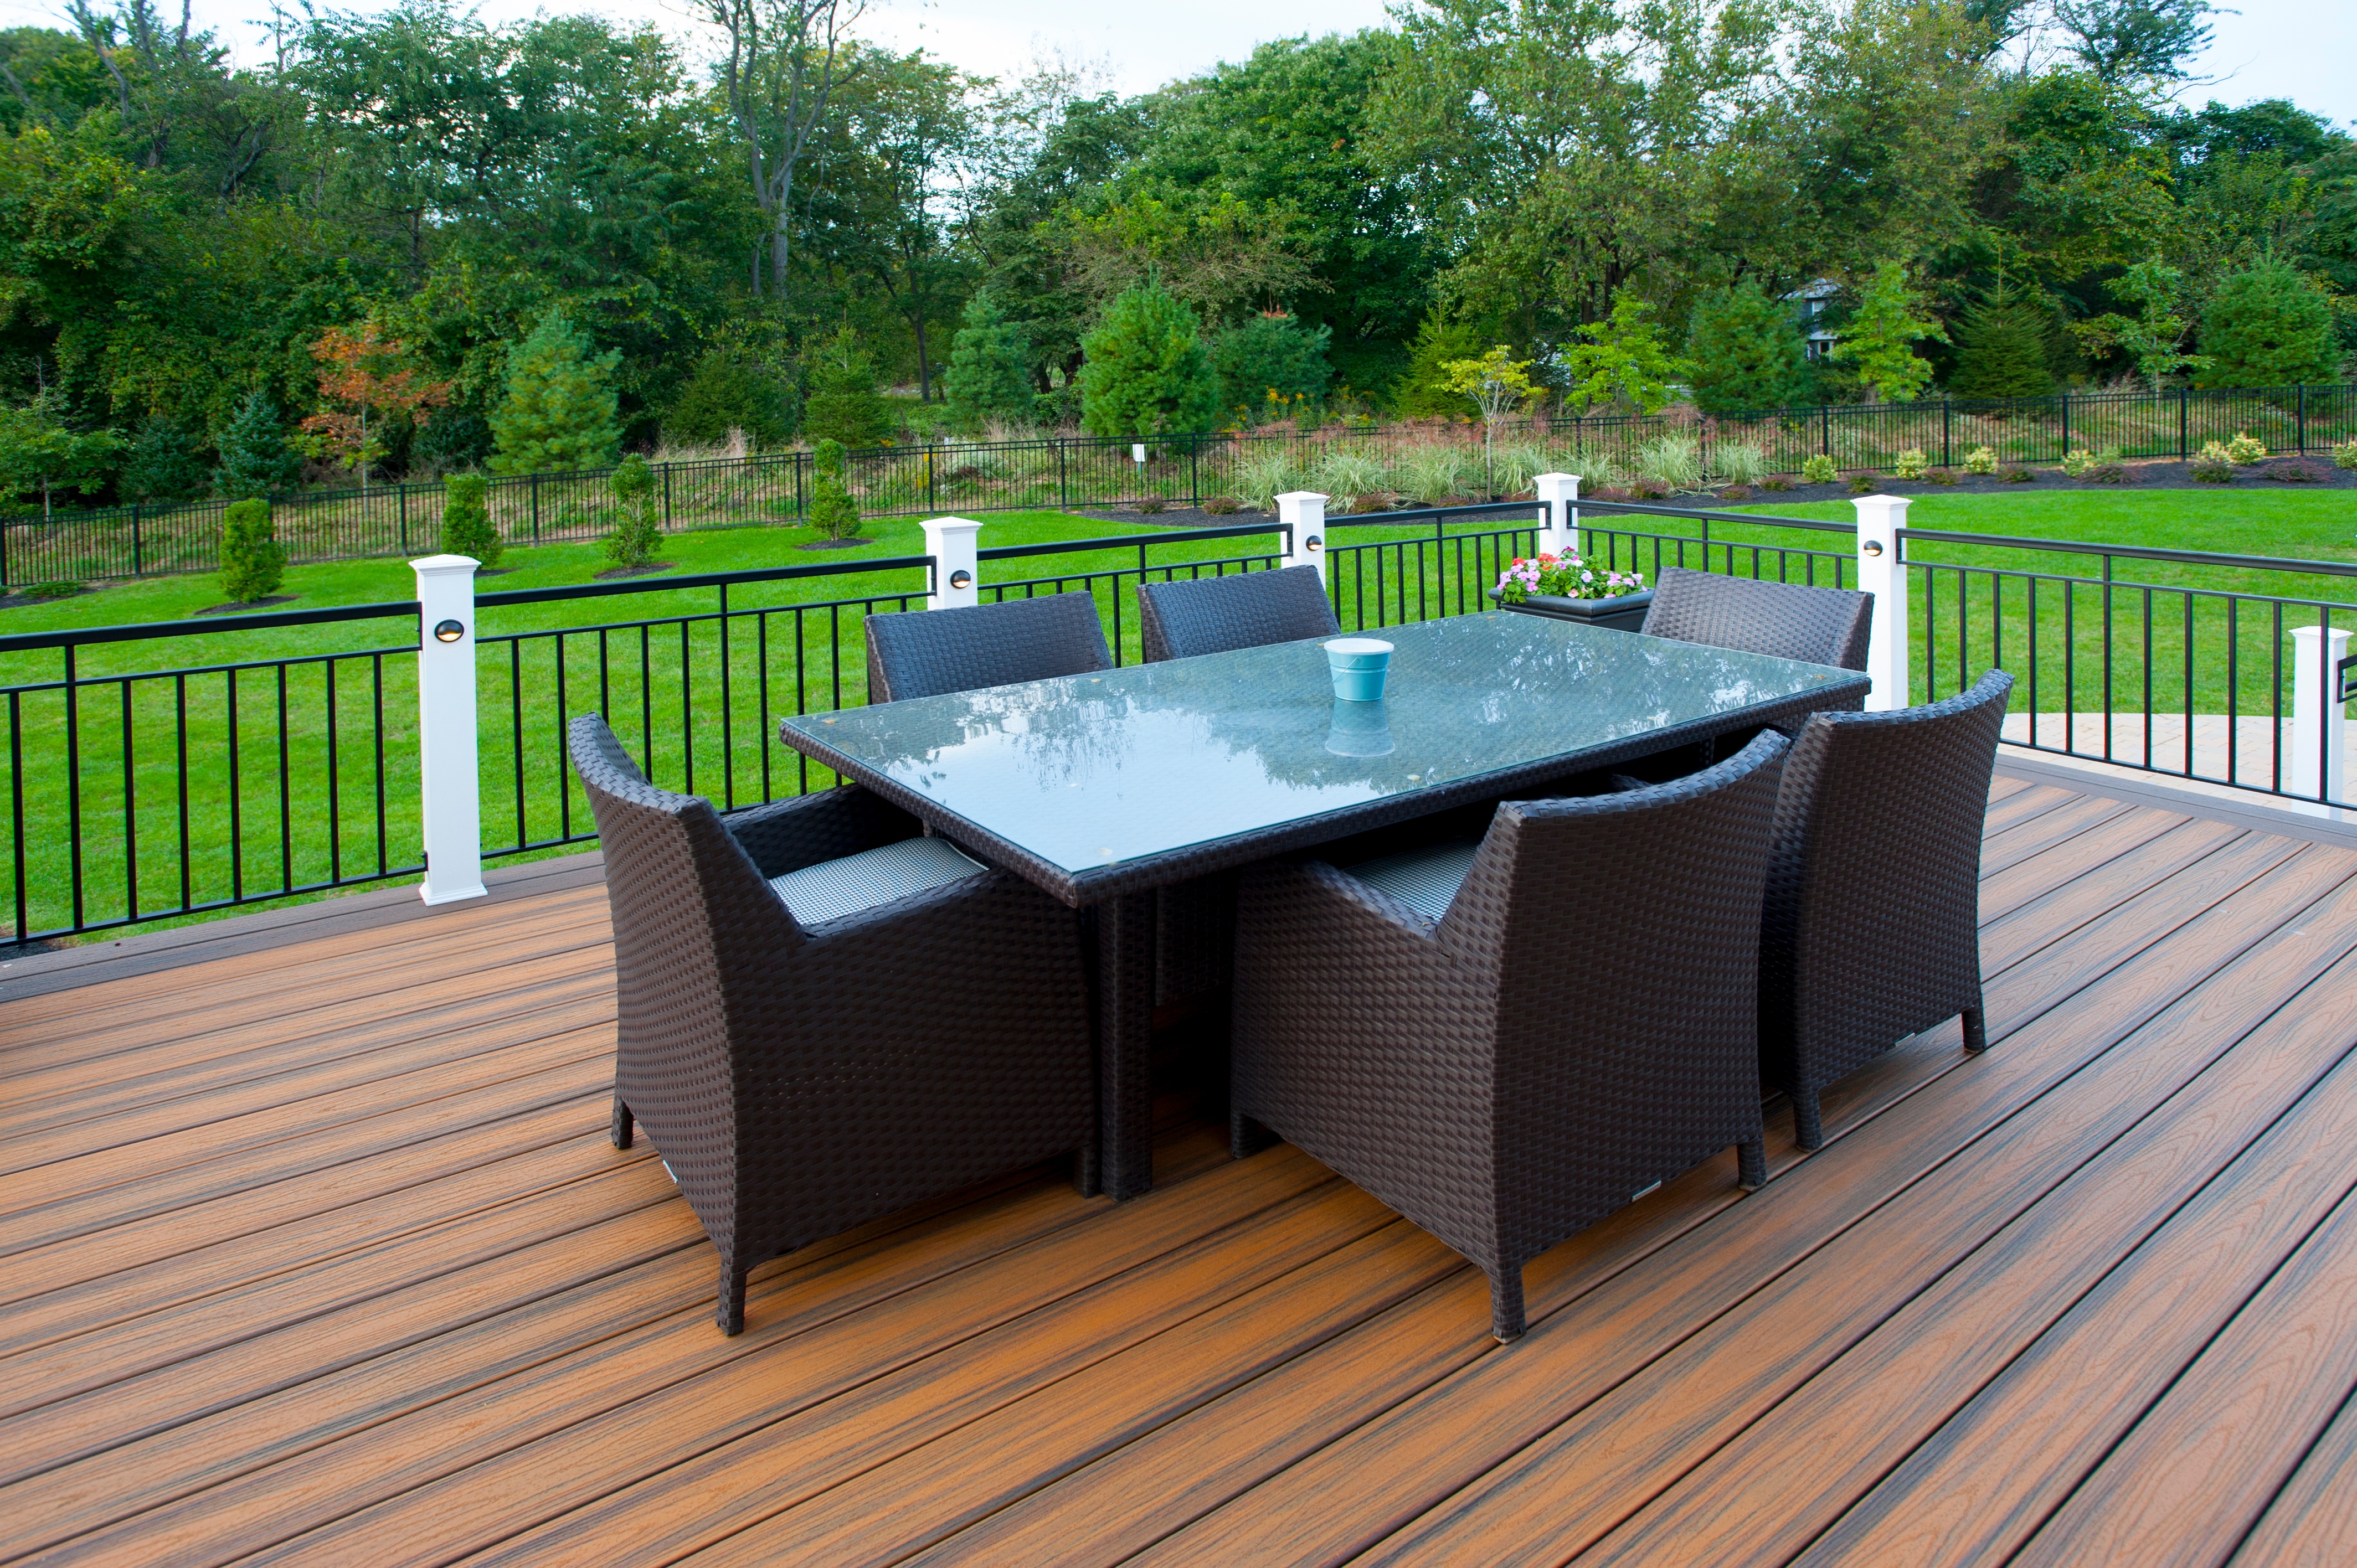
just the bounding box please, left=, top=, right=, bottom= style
left=0, top=0, right=2350, bottom=515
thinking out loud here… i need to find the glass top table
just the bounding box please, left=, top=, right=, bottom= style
left=779, top=608, right=1869, bottom=906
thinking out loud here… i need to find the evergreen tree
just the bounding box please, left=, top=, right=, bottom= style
left=941, top=293, right=1038, bottom=433
left=1392, top=307, right=1483, bottom=417
left=604, top=456, right=662, bottom=568
left=218, top=499, right=286, bottom=602
left=800, top=328, right=895, bottom=447
left=119, top=416, right=209, bottom=504
left=489, top=308, right=621, bottom=476
left=1685, top=279, right=1810, bottom=414
left=1211, top=313, right=1332, bottom=422
left=1949, top=291, right=2057, bottom=399
left=2195, top=257, right=2341, bottom=388
left=214, top=389, right=302, bottom=501
left=665, top=348, right=795, bottom=448
left=808, top=439, right=862, bottom=540
left=439, top=473, right=503, bottom=568
left=1078, top=278, right=1219, bottom=437
left=1829, top=262, right=1945, bottom=403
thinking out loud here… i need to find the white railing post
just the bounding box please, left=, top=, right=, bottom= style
left=1535, top=472, right=1579, bottom=558
left=1852, top=494, right=1910, bottom=712
left=922, top=516, right=982, bottom=610
left=411, top=553, right=486, bottom=905
left=2289, top=623, right=2350, bottom=803
left=1278, top=491, right=1329, bottom=586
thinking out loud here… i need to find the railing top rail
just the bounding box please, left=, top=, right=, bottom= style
left=976, top=523, right=1278, bottom=561
left=0, top=597, right=421, bottom=654
left=1327, top=500, right=1537, bottom=529
left=1574, top=497, right=1857, bottom=535
left=475, top=552, right=934, bottom=608
left=1897, top=527, right=2357, bottom=580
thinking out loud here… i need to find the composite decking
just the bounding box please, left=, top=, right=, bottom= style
left=4, top=759, right=2357, bottom=1565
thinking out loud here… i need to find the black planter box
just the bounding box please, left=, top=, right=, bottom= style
left=1491, top=587, right=1654, bottom=633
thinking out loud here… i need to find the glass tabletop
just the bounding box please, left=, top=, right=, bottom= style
left=781, top=610, right=1865, bottom=884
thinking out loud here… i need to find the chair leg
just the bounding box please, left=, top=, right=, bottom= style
left=716, top=1255, right=748, bottom=1337
left=610, top=1095, right=634, bottom=1150
left=1738, top=1136, right=1767, bottom=1191
left=1074, top=1137, right=1101, bottom=1199
left=1792, top=1087, right=1825, bottom=1152
left=1229, top=1108, right=1278, bottom=1160
left=1962, top=1004, right=1990, bottom=1054
left=1489, top=1264, right=1527, bottom=1343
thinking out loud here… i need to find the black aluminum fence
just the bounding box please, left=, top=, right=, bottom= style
left=7, top=384, right=2353, bottom=589
left=13, top=495, right=2357, bottom=947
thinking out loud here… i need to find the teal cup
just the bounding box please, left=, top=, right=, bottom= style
left=1324, top=638, right=1394, bottom=702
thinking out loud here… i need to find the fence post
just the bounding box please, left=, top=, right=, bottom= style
left=922, top=516, right=982, bottom=610
left=1278, top=491, right=1329, bottom=586
left=1853, top=494, right=1910, bottom=713
left=2297, top=385, right=2307, bottom=453
left=1535, top=472, right=1579, bottom=558
left=2179, top=389, right=2189, bottom=457
left=2289, top=623, right=2350, bottom=804
left=2060, top=392, right=2070, bottom=458
left=662, top=462, right=674, bottom=529
left=530, top=473, right=541, bottom=543
left=1058, top=438, right=1069, bottom=509
left=131, top=504, right=142, bottom=576
left=411, top=553, right=486, bottom=905
left=1942, top=401, right=1952, bottom=468
left=1820, top=405, right=1831, bottom=456
left=1189, top=437, right=1200, bottom=507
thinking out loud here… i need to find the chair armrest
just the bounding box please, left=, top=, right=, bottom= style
left=721, top=786, right=921, bottom=880
left=1243, top=857, right=1448, bottom=957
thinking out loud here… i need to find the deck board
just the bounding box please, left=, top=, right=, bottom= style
left=5, top=770, right=2355, bottom=1566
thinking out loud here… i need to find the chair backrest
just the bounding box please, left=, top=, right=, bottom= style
left=1136, top=565, right=1342, bottom=663
left=1639, top=565, right=1874, bottom=670
left=864, top=593, right=1112, bottom=705
left=1762, top=668, right=2014, bottom=1048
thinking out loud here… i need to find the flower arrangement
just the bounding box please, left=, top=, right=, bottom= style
left=1495, top=552, right=1647, bottom=605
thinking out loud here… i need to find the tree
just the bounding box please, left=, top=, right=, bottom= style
left=941, top=292, right=1037, bottom=432
left=1948, top=289, right=2056, bottom=399
left=1830, top=262, right=1944, bottom=403
left=438, top=472, right=502, bottom=568
left=696, top=0, right=862, bottom=300
left=1211, top=314, right=1331, bottom=423
left=1441, top=345, right=1540, bottom=493
left=1685, top=278, right=1810, bottom=414
left=2072, top=257, right=2208, bottom=391
left=1078, top=277, right=1219, bottom=436
left=217, top=498, right=284, bottom=602
left=2195, top=257, right=2341, bottom=387
left=0, top=392, right=119, bottom=520
left=666, top=348, right=795, bottom=448
left=118, top=414, right=207, bottom=503
left=1561, top=294, right=1692, bottom=415
left=800, top=327, right=894, bottom=447
left=604, top=455, right=661, bottom=568
left=807, top=437, right=860, bottom=539
left=2054, top=0, right=2215, bottom=85
left=215, top=389, right=301, bottom=500
left=1391, top=306, right=1482, bottom=417
left=488, top=308, right=621, bottom=475
left=299, top=319, right=452, bottom=489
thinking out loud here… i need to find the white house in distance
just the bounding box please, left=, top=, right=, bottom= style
left=1786, top=278, right=1841, bottom=360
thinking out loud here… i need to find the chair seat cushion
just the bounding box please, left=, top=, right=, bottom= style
left=1345, top=840, right=1481, bottom=925
left=769, top=836, right=986, bottom=924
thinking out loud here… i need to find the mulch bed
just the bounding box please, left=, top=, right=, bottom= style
left=795, top=537, right=879, bottom=550
left=193, top=594, right=300, bottom=616
left=0, top=585, right=102, bottom=612
left=593, top=562, right=676, bottom=580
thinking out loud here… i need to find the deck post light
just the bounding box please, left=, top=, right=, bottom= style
left=411, top=553, right=487, bottom=905
left=1534, top=472, right=1580, bottom=559
left=1852, top=494, right=1910, bottom=712
left=922, top=516, right=983, bottom=611
left=1278, top=491, right=1329, bottom=587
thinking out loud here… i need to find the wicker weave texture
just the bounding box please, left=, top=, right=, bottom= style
left=1640, top=565, right=1874, bottom=672
left=1758, top=669, right=2013, bottom=1148
left=864, top=592, right=1111, bottom=705
left=569, top=715, right=1097, bottom=1334
left=1135, top=565, right=1341, bottom=664
left=1230, top=729, right=1789, bottom=1340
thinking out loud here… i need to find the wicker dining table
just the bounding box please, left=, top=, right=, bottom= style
left=779, top=607, right=1872, bottom=1200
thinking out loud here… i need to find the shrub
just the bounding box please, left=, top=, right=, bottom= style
left=1212, top=313, right=1331, bottom=421
left=1629, top=476, right=1670, bottom=499
left=1684, top=278, right=1809, bottom=414
left=1719, top=484, right=1751, bottom=501
left=2225, top=430, right=2268, bottom=464
left=2195, top=257, right=2340, bottom=388
left=809, top=439, right=861, bottom=539
left=2265, top=458, right=2325, bottom=483
left=1762, top=475, right=1793, bottom=491
left=801, top=329, right=894, bottom=448
left=2334, top=440, right=2357, bottom=471
left=214, top=388, right=302, bottom=499
left=1079, top=278, right=1219, bottom=436
left=2189, top=440, right=2235, bottom=482
left=439, top=473, right=502, bottom=568
left=1136, top=497, right=1166, bottom=514
left=121, top=416, right=208, bottom=504
left=1845, top=473, right=1876, bottom=494
left=1800, top=454, right=1838, bottom=484
left=2059, top=445, right=2119, bottom=478
left=1631, top=435, right=1704, bottom=491
left=2000, top=466, right=2035, bottom=482
left=1927, top=467, right=1957, bottom=485
left=490, top=308, right=621, bottom=475
left=2081, top=462, right=2129, bottom=484
left=1963, top=444, right=1999, bottom=475
left=1203, top=496, right=1240, bottom=515
left=1893, top=447, right=1929, bottom=480
left=219, top=498, right=286, bottom=602
left=20, top=579, right=82, bottom=600
left=604, top=455, right=661, bottom=568
left=1711, top=441, right=1771, bottom=487
left=667, top=348, right=794, bottom=448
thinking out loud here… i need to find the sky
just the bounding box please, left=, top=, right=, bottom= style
left=0, top=0, right=2349, bottom=129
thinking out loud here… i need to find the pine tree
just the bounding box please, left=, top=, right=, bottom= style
left=941, top=293, right=1038, bottom=433
left=1949, top=291, right=2056, bottom=400
left=119, top=415, right=209, bottom=504
left=665, top=348, right=794, bottom=448
left=1685, top=280, right=1810, bottom=414
left=439, top=472, right=503, bottom=568
left=604, top=456, right=662, bottom=568
left=800, top=328, right=894, bottom=447
left=1391, top=307, right=1483, bottom=418
left=218, top=499, right=286, bottom=602
left=2195, top=258, right=2340, bottom=388
left=1078, top=278, right=1220, bottom=437
left=1211, top=313, right=1332, bottom=422
left=807, top=438, right=862, bottom=540
left=489, top=308, right=621, bottom=475
left=214, top=389, right=302, bottom=501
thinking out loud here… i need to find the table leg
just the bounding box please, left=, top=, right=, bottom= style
left=1094, top=889, right=1156, bottom=1200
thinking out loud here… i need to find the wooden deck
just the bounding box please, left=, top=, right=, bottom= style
left=6, top=757, right=2357, bottom=1566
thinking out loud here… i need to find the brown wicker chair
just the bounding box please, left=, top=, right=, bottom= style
left=1136, top=565, right=1341, bottom=663
left=1761, top=669, right=2014, bottom=1151
left=864, top=591, right=1111, bottom=705
left=1229, top=729, right=1790, bottom=1342
left=570, top=715, right=1097, bottom=1335
left=1641, top=565, right=1874, bottom=670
